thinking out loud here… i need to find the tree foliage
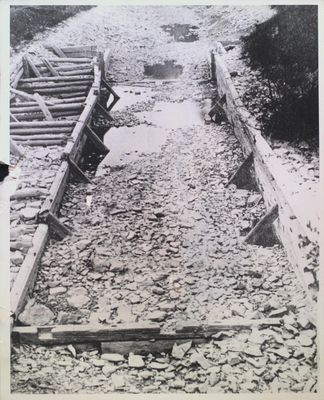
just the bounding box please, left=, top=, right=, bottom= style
left=241, top=6, right=318, bottom=141
left=10, top=6, right=94, bottom=48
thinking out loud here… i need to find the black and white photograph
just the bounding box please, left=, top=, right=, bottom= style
left=1, top=1, right=322, bottom=396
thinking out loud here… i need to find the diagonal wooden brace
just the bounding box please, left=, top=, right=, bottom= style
left=33, top=93, right=54, bottom=121
left=95, top=102, right=114, bottom=121
left=226, top=152, right=254, bottom=190
left=85, top=125, right=110, bottom=154
left=24, top=55, right=41, bottom=78
left=245, top=204, right=279, bottom=246
left=68, top=156, right=91, bottom=183
left=42, top=58, right=59, bottom=76
left=47, top=211, right=72, bottom=239
left=101, top=78, right=120, bottom=111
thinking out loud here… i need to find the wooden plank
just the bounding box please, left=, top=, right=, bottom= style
left=39, top=161, right=69, bottom=217
left=12, top=134, right=68, bottom=141
left=42, top=58, right=59, bottom=76
left=50, top=45, right=66, bottom=58
left=19, top=80, right=92, bottom=89
left=11, top=102, right=84, bottom=114
left=84, top=125, right=109, bottom=154
left=20, top=75, right=93, bottom=83
left=11, top=127, right=72, bottom=135
left=68, top=156, right=91, bottom=183
left=25, top=55, right=41, bottom=77
left=10, top=224, right=49, bottom=318
left=10, top=120, right=76, bottom=128
left=48, top=57, right=92, bottom=63
left=11, top=318, right=283, bottom=345
left=33, top=93, right=54, bottom=121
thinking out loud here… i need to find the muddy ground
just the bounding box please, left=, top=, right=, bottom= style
left=11, top=5, right=317, bottom=394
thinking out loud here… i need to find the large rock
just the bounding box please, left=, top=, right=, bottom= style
left=18, top=301, right=54, bottom=326
left=128, top=353, right=145, bottom=368
left=147, top=310, right=166, bottom=322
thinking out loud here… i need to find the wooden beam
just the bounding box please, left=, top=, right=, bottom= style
left=10, top=224, right=49, bottom=318
left=47, top=211, right=72, bottom=239
left=11, top=318, right=282, bottom=346
left=244, top=204, right=279, bottom=246
left=10, top=120, right=76, bottom=128
left=10, top=127, right=72, bottom=135
left=10, top=112, right=19, bottom=122
left=41, top=58, right=59, bottom=76
left=20, top=75, right=93, bottom=83
left=10, top=139, right=22, bottom=157
left=25, top=56, right=41, bottom=77
left=50, top=45, right=66, bottom=58
left=10, top=87, right=38, bottom=102
left=33, top=93, right=54, bottom=121
left=48, top=57, right=92, bottom=64
left=101, top=78, right=120, bottom=111
left=39, top=161, right=69, bottom=217
left=68, top=156, right=91, bottom=183
left=85, top=125, right=109, bottom=154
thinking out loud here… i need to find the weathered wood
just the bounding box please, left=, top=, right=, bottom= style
left=10, top=224, right=49, bottom=318
left=11, top=103, right=84, bottom=114
left=225, top=152, right=255, bottom=190
left=10, top=120, right=76, bottom=128
left=10, top=111, right=80, bottom=121
left=10, top=188, right=47, bottom=200
left=59, top=91, right=88, bottom=99
left=16, top=139, right=66, bottom=147
left=95, top=102, right=114, bottom=121
left=59, top=69, right=92, bottom=76
left=20, top=75, right=93, bottom=83
left=42, top=58, right=59, bottom=76
left=33, top=93, right=54, bottom=121
left=10, top=87, right=38, bottom=102
left=10, top=112, right=19, bottom=122
left=39, top=161, right=69, bottom=217
left=48, top=57, right=92, bottom=63
left=12, top=134, right=68, bottom=141
left=25, top=56, right=41, bottom=77
left=19, top=80, right=92, bottom=89
left=28, top=86, right=89, bottom=95
left=244, top=205, right=279, bottom=246
left=68, top=156, right=91, bottom=183
left=84, top=125, right=109, bottom=154
left=10, top=139, right=22, bottom=156
left=11, top=318, right=282, bottom=346
left=102, top=79, right=120, bottom=111
left=47, top=211, right=72, bottom=239
left=50, top=45, right=66, bottom=58
left=10, top=68, right=24, bottom=90
left=22, top=57, right=30, bottom=78
left=11, top=127, right=72, bottom=135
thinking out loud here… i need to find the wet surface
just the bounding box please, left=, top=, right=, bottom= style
left=144, top=60, right=183, bottom=79
left=109, top=85, right=155, bottom=111
left=161, top=23, right=199, bottom=42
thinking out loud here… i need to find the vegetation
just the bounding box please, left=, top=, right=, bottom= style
left=241, top=5, right=318, bottom=141
left=10, top=6, right=94, bottom=48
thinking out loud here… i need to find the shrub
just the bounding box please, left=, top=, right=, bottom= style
left=241, top=5, right=318, bottom=141
left=10, top=6, right=94, bottom=48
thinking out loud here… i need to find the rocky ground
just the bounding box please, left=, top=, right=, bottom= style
left=11, top=5, right=318, bottom=394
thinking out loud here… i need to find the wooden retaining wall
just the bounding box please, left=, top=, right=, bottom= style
left=212, top=42, right=319, bottom=320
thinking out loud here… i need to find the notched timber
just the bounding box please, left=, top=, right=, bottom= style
left=85, top=125, right=110, bottom=154
left=68, top=156, right=91, bottom=183
left=226, top=152, right=257, bottom=191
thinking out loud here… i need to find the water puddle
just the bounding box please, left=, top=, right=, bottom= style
left=98, top=125, right=168, bottom=170
left=109, top=85, right=155, bottom=111
left=97, top=99, right=204, bottom=174
left=161, top=24, right=199, bottom=42
left=137, top=100, right=205, bottom=129
left=144, top=60, right=183, bottom=79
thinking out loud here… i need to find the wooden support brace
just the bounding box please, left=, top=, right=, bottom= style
left=10, top=112, right=19, bottom=122
left=47, top=211, right=72, bottom=239
left=42, top=58, right=59, bottom=76
left=244, top=204, right=279, bottom=246
left=95, top=102, right=114, bottom=121
left=10, top=139, right=22, bottom=157
left=25, top=56, right=41, bottom=78
left=50, top=45, right=66, bottom=58
left=68, top=156, right=91, bottom=183
left=10, top=87, right=38, bottom=102
left=33, top=93, right=54, bottom=121
left=85, top=125, right=109, bottom=154
left=226, top=153, right=255, bottom=190
left=101, top=78, right=120, bottom=111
